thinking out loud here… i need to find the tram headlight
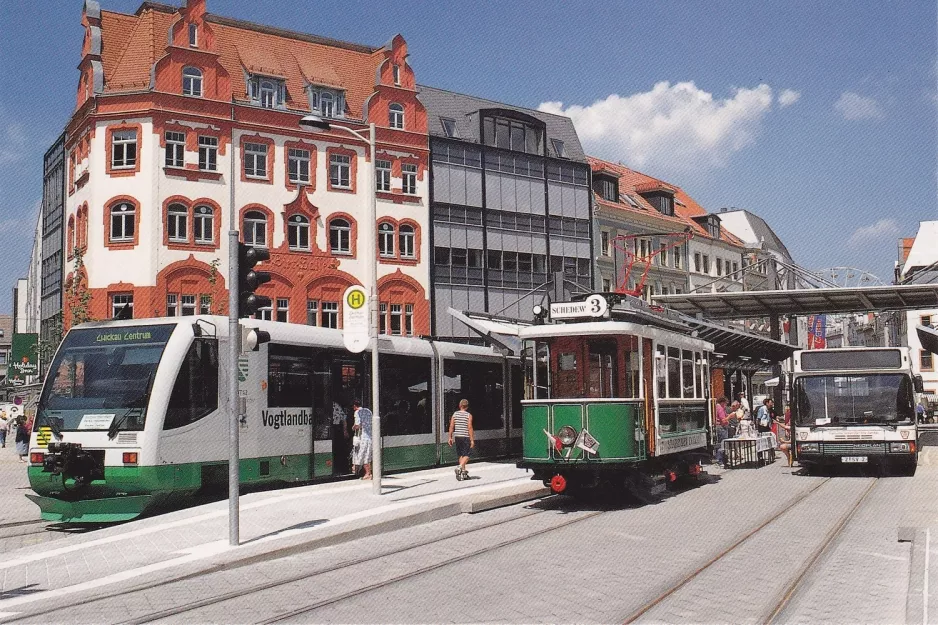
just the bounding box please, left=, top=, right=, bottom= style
left=556, top=426, right=578, bottom=447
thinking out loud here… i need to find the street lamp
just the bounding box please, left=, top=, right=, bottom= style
left=299, top=114, right=382, bottom=495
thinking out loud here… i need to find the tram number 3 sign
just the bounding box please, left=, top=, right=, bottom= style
left=343, top=285, right=369, bottom=354
left=549, top=294, right=609, bottom=320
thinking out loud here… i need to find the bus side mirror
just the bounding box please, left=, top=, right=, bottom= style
left=914, top=375, right=925, bottom=394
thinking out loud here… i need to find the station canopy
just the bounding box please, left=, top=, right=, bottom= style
left=654, top=284, right=938, bottom=320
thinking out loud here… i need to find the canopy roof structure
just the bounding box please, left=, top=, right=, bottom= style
left=679, top=315, right=795, bottom=372
left=919, top=325, right=938, bottom=355
left=654, top=284, right=938, bottom=320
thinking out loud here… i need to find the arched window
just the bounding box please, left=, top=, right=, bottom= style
left=167, top=203, right=188, bottom=242
left=288, top=214, right=310, bottom=251
left=388, top=103, right=404, bottom=129
left=320, top=91, right=334, bottom=117
left=193, top=205, right=214, bottom=244
left=244, top=210, right=267, bottom=247
left=329, top=218, right=351, bottom=254
left=259, top=80, right=276, bottom=108
left=378, top=222, right=395, bottom=257
left=67, top=216, right=75, bottom=258
left=110, top=202, right=135, bottom=242
left=182, top=67, right=203, bottom=97
left=399, top=224, right=416, bottom=259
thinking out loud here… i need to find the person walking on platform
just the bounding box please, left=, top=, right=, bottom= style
left=756, top=398, right=774, bottom=434
left=448, top=399, right=475, bottom=481
left=351, top=399, right=373, bottom=480
left=727, top=401, right=742, bottom=438
left=714, top=397, right=729, bottom=465
left=737, top=392, right=751, bottom=418
left=14, top=417, right=29, bottom=463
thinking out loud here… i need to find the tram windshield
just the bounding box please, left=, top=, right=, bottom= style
left=792, top=374, right=916, bottom=426
left=37, top=324, right=175, bottom=431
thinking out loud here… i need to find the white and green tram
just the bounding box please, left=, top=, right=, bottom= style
left=28, top=316, right=516, bottom=522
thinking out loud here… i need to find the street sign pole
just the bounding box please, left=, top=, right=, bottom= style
left=227, top=122, right=240, bottom=547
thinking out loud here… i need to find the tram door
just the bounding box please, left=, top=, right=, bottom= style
left=310, top=350, right=363, bottom=478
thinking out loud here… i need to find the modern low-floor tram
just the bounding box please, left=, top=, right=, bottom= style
left=28, top=316, right=517, bottom=522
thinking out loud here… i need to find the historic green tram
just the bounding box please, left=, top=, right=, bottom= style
left=518, top=294, right=715, bottom=495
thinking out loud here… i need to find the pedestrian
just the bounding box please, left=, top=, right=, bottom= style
left=737, top=392, right=751, bottom=418
left=756, top=398, right=774, bottom=434
left=917, top=401, right=927, bottom=423
left=331, top=399, right=350, bottom=475
left=0, top=408, right=8, bottom=449
left=350, top=399, right=373, bottom=480
left=714, top=397, right=729, bottom=465
left=736, top=412, right=757, bottom=439
left=775, top=415, right=793, bottom=467
left=727, top=401, right=742, bottom=438
left=448, top=399, right=475, bottom=481
left=15, top=417, right=29, bottom=463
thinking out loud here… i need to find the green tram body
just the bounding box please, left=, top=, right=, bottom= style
left=28, top=317, right=516, bottom=523
left=518, top=300, right=715, bottom=493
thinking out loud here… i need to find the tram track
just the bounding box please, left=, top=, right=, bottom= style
left=622, top=476, right=879, bottom=624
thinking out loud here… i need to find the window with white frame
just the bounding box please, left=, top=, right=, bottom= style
left=198, top=135, right=217, bottom=171
left=288, top=214, right=310, bottom=250
left=329, top=153, right=350, bottom=188
left=601, top=231, right=610, bottom=256
left=276, top=298, right=289, bottom=323
left=200, top=295, right=211, bottom=315
left=257, top=304, right=273, bottom=321
left=694, top=252, right=701, bottom=273
left=375, top=159, right=391, bottom=192
left=193, top=205, right=214, bottom=244
left=378, top=222, right=395, bottom=257
left=244, top=142, right=268, bottom=178
left=244, top=210, right=267, bottom=247
left=110, top=202, right=135, bottom=241
left=321, top=301, right=339, bottom=329
left=166, top=294, right=178, bottom=317
left=392, top=64, right=400, bottom=85
left=182, top=67, right=202, bottom=97
left=379, top=302, right=387, bottom=335
left=259, top=80, right=277, bottom=108
left=716, top=258, right=723, bottom=276
left=702, top=255, right=710, bottom=274
left=388, top=103, right=404, bottom=129
left=440, top=118, right=459, bottom=138
left=188, top=23, right=198, bottom=47
left=603, top=278, right=611, bottom=291
left=401, top=163, right=417, bottom=194
left=390, top=304, right=403, bottom=335
left=674, top=245, right=683, bottom=269
left=329, top=218, right=350, bottom=254
left=306, top=300, right=318, bottom=326
left=659, top=243, right=668, bottom=267
left=111, top=129, right=137, bottom=169
left=165, top=131, right=185, bottom=168
left=308, top=87, right=344, bottom=118
left=167, top=203, right=187, bottom=242
left=399, top=224, right=415, bottom=259
left=288, top=148, right=310, bottom=184
left=181, top=294, right=197, bottom=316
left=111, top=293, right=133, bottom=318
left=405, top=304, right=414, bottom=335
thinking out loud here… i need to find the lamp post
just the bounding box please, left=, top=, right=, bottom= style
left=227, top=114, right=241, bottom=545
left=300, top=115, right=382, bottom=495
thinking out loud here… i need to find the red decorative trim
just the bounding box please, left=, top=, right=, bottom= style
left=282, top=191, right=320, bottom=254
left=376, top=191, right=422, bottom=205
left=325, top=212, right=358, bottom=259
left=155, top=255, right=228, bottom=317
left=77, top=203, right=89, bottom=252
left=239, top=204, right=276, bottom=248
left=104, top=122, right=143, bottom=177
left=377, top=269, right=429, bottom=336
left=67, top=215, right=76, bottom=260
left=325, top=146, right=358, bottom=194
left=283, top=139, right=317, bottom=192
left=75, top=169, right=90, bottom=189
left=161, top=196, right=223, bottom=252
left=374, top=217, right=421, bottom=267
left=103, top=195, right=141, bottom=250
left=240, top=134, right=275, bottom=184
left=163, top=167, right=223, bottom=182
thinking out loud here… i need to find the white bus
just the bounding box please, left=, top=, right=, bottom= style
left=792, top=347, right=924, bottom=474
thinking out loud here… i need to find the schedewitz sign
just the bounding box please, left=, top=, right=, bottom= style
left=549, top=294, right=609, bottom=320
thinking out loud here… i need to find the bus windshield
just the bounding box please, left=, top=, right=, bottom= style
left=37, top=325, right=175, bottom=431
left=793, top=374, right=915, bottom=426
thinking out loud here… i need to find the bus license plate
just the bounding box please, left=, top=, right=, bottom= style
left=841, top=456, right=868, bottom=463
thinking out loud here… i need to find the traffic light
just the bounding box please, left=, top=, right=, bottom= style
left=238, top=243, right=271, bottom=318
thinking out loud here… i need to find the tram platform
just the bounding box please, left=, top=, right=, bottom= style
left=0, top=459, right=545, bottom=619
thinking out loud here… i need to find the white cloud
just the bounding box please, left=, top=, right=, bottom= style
left=0, top=123, right=28, bottom=166
left=778, top=89, right=801, bottom=107
left=539, top=81, right=776, bottom=172
left=834, top=92, right=884, bottom=120
left=848, top=218, right=899, bottom=245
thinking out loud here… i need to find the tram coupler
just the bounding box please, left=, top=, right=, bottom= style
left=43, top=442, right=105, bottom=487
left=549, top=474, right=567, bottom=494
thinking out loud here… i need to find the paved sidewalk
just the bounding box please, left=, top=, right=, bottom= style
left=0, top=443, right=42, bottom=526
left=0, top=461, right=544, bottom=620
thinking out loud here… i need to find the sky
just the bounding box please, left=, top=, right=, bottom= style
left=0, top=0, right=935, bottom=314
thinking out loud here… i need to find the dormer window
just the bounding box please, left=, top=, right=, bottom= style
left=707, top=217, right=721, bottom=238
left=188, top=23, right=198, bottom=47
left=389, top=103, right=404, bottom=129
left=441, top=118, right=459, bottom=138
left=640, top=192, right=674, bottom=217
left=550, top=138, right=566, bottom=158
left=392, top=64, right=401, bottom=85
left=249, top=76, right=285, bottom=109
left=482, top=114, right=543, bottom=155
left=593, top=173, right=619, bottom=202
left=308, top=86, right=345, bottom=119
left=182, top=67, right=203, bottom=97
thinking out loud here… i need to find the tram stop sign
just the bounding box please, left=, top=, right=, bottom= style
left=343, top=285, right=369, bottom=353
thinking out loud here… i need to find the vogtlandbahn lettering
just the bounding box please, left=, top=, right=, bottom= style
left=261, top=409, right=313, bottom=430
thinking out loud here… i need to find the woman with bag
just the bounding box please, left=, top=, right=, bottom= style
left=350, top=399, right=373, bottom=480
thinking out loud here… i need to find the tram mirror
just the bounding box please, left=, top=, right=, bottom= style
left=914, top=375, right=925, bottom=394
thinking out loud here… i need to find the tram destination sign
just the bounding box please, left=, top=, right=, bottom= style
left=549, top=295, right=609, bottom=320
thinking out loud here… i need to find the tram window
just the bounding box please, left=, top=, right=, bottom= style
left=696, top=352, right=707, bottom=399
left=588, top=341, right=617, bottom=398
left=379, top=354, right=432, bottom=436
left=667, top=347, right=681, bottom=399
left=525, top=341, right=550, bottom=399
left=511, top=365, right=523, bottom=428
left=623, top=347, right=640, bottom=399
left=164, top=339, right=219, bottom=429
left=444, top=360, right=504, bottom=430
left=682, top=350, right=695, bottom=398
left=268, top=344, right=313, bottom=408
left=656, top=345, right=667, bottom=399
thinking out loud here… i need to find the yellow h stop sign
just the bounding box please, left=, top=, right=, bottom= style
left=343, top=285, right=369, bottom=353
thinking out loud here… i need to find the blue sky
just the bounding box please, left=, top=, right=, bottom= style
left=0, top=0, right=935, bottom=313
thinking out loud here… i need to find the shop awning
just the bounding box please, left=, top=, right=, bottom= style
left=654, top=284, right=938, bottom=319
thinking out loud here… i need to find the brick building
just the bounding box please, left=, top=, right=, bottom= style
left=64, top=0, right=430, bottom=335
